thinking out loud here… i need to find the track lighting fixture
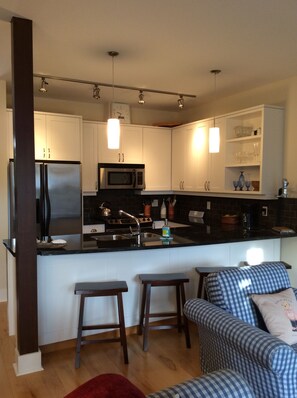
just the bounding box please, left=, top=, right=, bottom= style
left=39, top=77, right=48, bottom=93
left=93, top=84, right=100, bottom=100
left=178, top=95, right=184, bottom=109
left=209, top=69, right=221, bottom=153
left=138, top=90, right=145, bottom=104
left=34, top=73, right=196, bottom=106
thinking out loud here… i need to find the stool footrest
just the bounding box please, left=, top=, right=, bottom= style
left=82, top=323, right=120, bottom=331
left=143, top=312, right=179, bottom=318
left=81, top=337, right=121, bottom=345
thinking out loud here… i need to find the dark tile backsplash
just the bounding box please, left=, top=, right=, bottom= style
left=83, top=191, right=297, bottom=230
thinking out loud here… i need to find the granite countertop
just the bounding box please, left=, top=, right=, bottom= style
left=4, top=222, right=294, bottom=256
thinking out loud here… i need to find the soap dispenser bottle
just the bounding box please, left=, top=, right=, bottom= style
left=160, top=199, right=167, bottom=219
left=162, top=219, right=171, bottom=238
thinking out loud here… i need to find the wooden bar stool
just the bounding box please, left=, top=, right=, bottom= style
left=195, top=266, right=236, bottom=298
left=138, top=273, right=191, bottom=352
left=74, top=281, right=128, bottom=368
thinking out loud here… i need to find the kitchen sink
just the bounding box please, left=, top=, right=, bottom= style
left=139, top=232, right=161, bottom=241
left=91, top=233, right=135, bottom=247
left=91, top=231, right=161, bottom=246
left=92, top=234, right=130, bottom=241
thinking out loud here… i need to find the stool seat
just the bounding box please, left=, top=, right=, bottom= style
left=138, top=272, right=191, bottom=351
left=75, top=281, right=128, bottom=295
left=74, top=280, right=128, bottom=368
left=139, top=273, right=189, bottom=284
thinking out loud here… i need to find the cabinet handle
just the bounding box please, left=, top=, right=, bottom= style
left=95, top=181, right=98, bottom=190
left=118, top=153, right=121, bottom=162
left=207, top=181, right=210, bottom=191
left=122, top=153, right=124, bottom=162
left=182, top=181, right=184, bottom=190
left=43, top=148, right=46, bottom=159
left=204, top=181, right=207, bottom=191
left=48, top=148, right=50, bottom=159
left=179, top=181, right=182, bottom=190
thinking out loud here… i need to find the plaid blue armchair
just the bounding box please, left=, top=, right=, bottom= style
left=147, top=369, right=255, bottom=398
left=184, top=262, right=297, bottom=398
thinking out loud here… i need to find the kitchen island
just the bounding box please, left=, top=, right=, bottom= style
left=5, top=224, right=293, bottom=348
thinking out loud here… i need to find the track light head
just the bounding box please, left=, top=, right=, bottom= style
left=93, top=84, right=101, bottom=100
left=178, top=95, right=184, bottom=109
left=138, top=90, right=145, bottom=104
left=39, top=77, right=48, bottom=93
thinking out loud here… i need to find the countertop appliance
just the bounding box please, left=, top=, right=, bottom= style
left=9, top=160, right=82, bottom=241
left=98, top=163, right=145, bottom=190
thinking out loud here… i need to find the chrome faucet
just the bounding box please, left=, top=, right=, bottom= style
left=119, top=210, right=141, bottom=244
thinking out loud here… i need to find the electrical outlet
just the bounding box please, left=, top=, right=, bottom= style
left=262, top=206, right=268, bottom=216
left=152, top=199, right=158, bottom=207
left=207, top=201, right=211, bottom=210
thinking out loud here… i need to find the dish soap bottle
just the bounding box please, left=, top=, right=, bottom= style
left=160, top=199, right=167, bottom=219
left=162, top=219, right=171, bottom=238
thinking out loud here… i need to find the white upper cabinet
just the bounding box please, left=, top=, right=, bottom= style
left=172, top=120, right=224, bottom=193
left=43, top=113, right=82, bottom=161
left=82, top=121, right=98, bottom=194
left=224, top=105, right=284, bottom=198
left=8, top=110, right=82, bottom=161
left=98, top=124, right=143, bottom=164
left=142, top=126, right=171, bottom=191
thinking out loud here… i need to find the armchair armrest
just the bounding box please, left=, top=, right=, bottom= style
left=184, top=298, right=297, bottom=373
left=147, top=369, right=255, bottom=398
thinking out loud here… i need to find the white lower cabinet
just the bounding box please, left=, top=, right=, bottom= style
left=142, top=126, right=171, bottom=191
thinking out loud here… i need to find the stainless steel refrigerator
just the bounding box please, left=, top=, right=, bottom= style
left=9, top=160, right=82, bottom=241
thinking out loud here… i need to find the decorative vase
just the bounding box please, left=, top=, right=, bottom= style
left=238, top=171, right=245, bottom=191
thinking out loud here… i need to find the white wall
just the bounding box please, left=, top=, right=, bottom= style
left=7, top=94, right=183, bottom=127
left=0, top=80, right=8, bottom=301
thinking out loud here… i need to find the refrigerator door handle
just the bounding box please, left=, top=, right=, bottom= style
left=44, top=164, right=52, bottom=242
left=39, top=164, right=46, bottom=241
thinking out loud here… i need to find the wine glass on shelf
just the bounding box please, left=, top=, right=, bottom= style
left=233, top=180, right=239, bottom=191
left=253, top=142, right=260, bottom=162
left=245, top=180, right=251, bottom=191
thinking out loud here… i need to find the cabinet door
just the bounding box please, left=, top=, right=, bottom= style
left=189, top=121, right=209, bottom=191
left=98, top=124, right=143, bottom=163
left=143, top=127, right=171, bottom=191
left=34, top=113, right=47, bottom=160
left=121, top=125, right=143, bottom=163
left=208, top=117, right=226, bottom=192
left=46, top=114, right=82, bottom=161
left=172, top=126, right=186, bottom=190
left=97, top=123, right=120, bottom=162
left=82, top=122, right=98, bottom=193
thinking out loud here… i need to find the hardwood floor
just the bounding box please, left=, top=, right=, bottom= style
left=0, top=302, right=202, bottom=397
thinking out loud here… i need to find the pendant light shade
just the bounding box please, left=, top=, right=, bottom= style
left=209, top=69, right=221, bottom=153
left=107, top=51, right=120, bottom=149
left=209, top=127, right=220, bottom=153
left=107, top=118, right=120, bottom=149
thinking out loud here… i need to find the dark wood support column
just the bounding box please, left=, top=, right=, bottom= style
left=11, top=17, right=38, bottom=355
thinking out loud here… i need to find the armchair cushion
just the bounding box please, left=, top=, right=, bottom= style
left=251, top=287, right=297, bottom=345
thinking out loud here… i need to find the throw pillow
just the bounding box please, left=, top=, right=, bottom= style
left=251, top=288, right=297, bottom=345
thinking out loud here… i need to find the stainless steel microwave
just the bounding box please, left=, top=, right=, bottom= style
left=98, top=163, right=145, bottom=190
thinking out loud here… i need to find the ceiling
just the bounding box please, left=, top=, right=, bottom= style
left=1, top=0, right=297, bottom=111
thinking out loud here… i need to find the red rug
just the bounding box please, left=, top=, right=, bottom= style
left=65, top=373, right=145, bottom=398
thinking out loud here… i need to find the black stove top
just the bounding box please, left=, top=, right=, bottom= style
left=105, top=216, right=153, bottom=228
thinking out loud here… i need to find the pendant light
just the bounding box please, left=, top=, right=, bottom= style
left=107, top=51, right=120, bottom=149
left=209, top=69, right=221, bottom=153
